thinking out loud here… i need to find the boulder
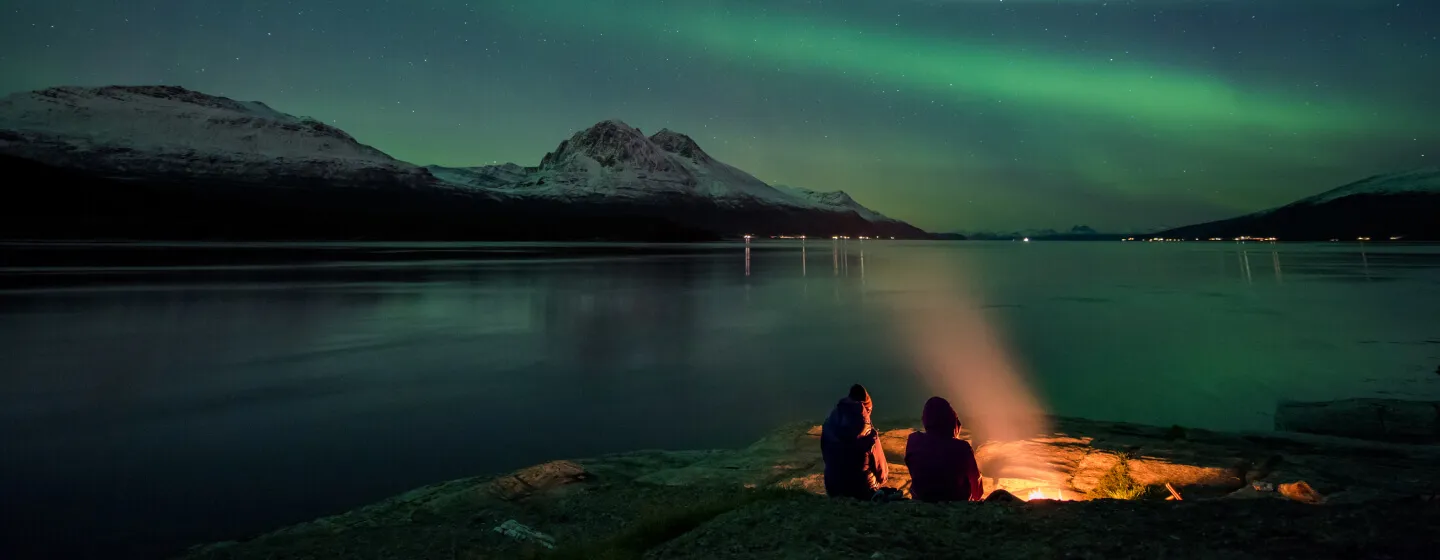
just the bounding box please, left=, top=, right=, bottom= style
left=489, top=460, right=591, bottom=501
left=1224, top=486, right=1283, bottom=501
left=1278, top=481, right=1325, bottom=504
left=983, top=489, right=1022, bottom=503
left=1124, top=452, right=1244, bottom=494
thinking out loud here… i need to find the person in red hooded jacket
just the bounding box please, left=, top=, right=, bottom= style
left=904, top=396, right=983, bottom=502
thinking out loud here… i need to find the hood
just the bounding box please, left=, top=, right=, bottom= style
left=921, top=396, right=960, bottom=438
left=825, top=397, right=873, bottom=440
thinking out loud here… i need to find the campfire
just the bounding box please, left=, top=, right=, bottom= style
left=1024, top=488, right=1070, bottom=501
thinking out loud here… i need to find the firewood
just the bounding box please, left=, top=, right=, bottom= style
left=1165, top=483, right=1184, bottom=501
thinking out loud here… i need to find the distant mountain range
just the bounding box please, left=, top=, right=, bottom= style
left=3, top=85, right=1433, bottom=243
left=0, top=85, right=925, bottom=241
left=1155, top=169, right=1440, bottom=241
left=947, top=225, right=1120, bottom=241
left=947, top=169, right=1440, bottom=243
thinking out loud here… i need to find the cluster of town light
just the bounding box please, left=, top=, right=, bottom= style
left=1123, top=235, right=1399, bottom=243
left=1123, top=236, right=1279, bottom=242
left=744, top=234, right=897, bottom=240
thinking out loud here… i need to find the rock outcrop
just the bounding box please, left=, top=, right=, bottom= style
left=183, top=416, right=1440, bottom=559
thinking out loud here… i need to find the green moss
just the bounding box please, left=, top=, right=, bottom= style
left=1089, top=457, right=1153, bottom=501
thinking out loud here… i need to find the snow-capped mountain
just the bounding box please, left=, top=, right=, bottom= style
left=0, top=85, right=429, bottom=186
left=1158, top=169, right=1440, bottom=240
left=430, top=121, right=885, bottom=212
left=0, top=85, right=926, bottom=240
left=1290, top=169, right=1440, bottom=206
left=430, top=120, right=797, bottom=205
left=424, top=119, right=924, bottom=236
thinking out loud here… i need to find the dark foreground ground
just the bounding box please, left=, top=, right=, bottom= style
left=183, top=412, right=1440, bottom=559
left=184, top=477, right=1439, bottom=560
left=653, top=494, right=1440, bottom=559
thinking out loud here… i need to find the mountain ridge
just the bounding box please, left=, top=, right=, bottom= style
left=0, top=85, right=926, bottom=240
left=1157, top=169, right=1440, bottom=241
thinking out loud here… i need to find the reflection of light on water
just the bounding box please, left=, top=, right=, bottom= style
left=744, top=237, right=751, bottom=277
left=859, top=238, right=866, bottom=286
left=801, top=238, right=807, bottom=277
left=1360, top=241, right=1371, bottom=279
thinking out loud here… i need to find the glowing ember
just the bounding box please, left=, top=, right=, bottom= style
left=1025, top=489, right=1066, bottom=501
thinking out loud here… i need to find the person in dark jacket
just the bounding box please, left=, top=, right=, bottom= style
left=821, top=384, right=890, bottom=500
left=904, top=396, right=983, bottom=502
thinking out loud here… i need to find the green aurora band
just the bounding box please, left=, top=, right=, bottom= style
left=503, top=1, right=1397, bottom=137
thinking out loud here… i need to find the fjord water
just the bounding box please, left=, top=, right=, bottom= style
left=2, top=241, right=1437, bottom=557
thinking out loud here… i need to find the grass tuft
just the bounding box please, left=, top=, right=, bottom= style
left=1088, top=456, right=1152, bottom=501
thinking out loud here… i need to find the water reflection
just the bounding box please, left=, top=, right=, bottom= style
left=860, top=241, right=866, bottom=284
left=3, top=241, right=1439, bottom=559
left=744, top=237, right=751, bottom=277
left=801, top=243, right=807, bottom=277
left=1361, top=241, right=1371, bottom=279
left=1239, top=246, right=1253, bottom=284
left=844, top=238, right=851, bottom=276
left=6, top=251, right=892, bottom=559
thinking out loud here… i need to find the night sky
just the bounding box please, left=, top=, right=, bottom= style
left=2, top=1, right=1436, bottom=232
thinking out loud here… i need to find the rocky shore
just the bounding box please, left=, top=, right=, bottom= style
left=185, top=409, right=1440, bottom=559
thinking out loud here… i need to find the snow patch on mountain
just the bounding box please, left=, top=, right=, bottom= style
left=524, top=119, right=800, bottom=206
left=1293, top=168, right=1440, bottom=206
left=649, top=129, right=712, bottom=164
left=425, top=163, right=529, bottom=192
left=1153, top=168, right=1440, bottom=241
left=539, top=120, right=678, bottom=174
left=772, top=184, right=895, bottom=223
left=428, top=120, right=894, bottom=217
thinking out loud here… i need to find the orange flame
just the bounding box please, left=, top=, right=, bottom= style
left=1025, top=489, right=1067, bottom=501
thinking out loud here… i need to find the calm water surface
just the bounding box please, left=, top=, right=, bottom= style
left=2, top=241, right=1437, bottom=557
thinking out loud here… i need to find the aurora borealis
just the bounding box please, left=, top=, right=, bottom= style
left=2, top=0, right=1436, bottom=232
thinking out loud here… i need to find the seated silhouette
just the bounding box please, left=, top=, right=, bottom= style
left=904, top=396, right=983, bottom=502
left=820, top=384, right=890, bottom=500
